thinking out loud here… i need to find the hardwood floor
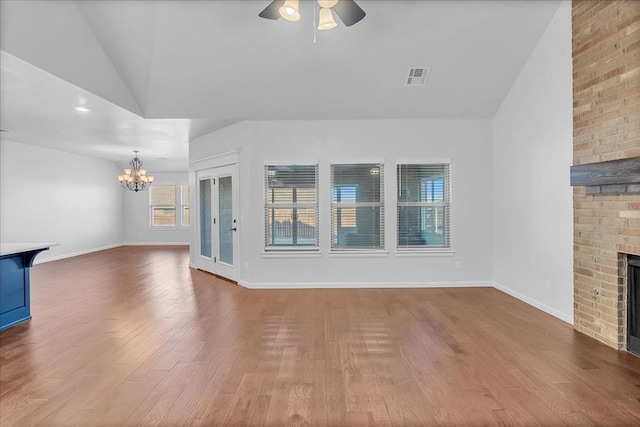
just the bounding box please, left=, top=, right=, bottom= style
left=1, top=246, right=640, bottom=426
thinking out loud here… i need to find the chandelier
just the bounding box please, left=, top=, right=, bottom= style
left=117, top=151, right=154, bottom=192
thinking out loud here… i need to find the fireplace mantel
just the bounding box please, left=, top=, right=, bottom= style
left=570, top=156, right=640, bottom=188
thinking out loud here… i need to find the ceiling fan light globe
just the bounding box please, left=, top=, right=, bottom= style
left=281, top=10, right=300, bottom=21
left=318, top=0, right=338, bottom=8
left=279, top=0, right=300, bottom=21
left=318, top=7, right=337, bottom=30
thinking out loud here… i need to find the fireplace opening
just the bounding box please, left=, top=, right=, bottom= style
left=628, top=255, right=640, bottom=355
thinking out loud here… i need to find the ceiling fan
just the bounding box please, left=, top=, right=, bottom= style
left=259, top=0, right=366, bottom=29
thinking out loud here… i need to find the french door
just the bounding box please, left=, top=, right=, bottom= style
left=196, top=164, right=238, bottom=281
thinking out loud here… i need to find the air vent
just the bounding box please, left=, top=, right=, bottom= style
left=405, top=66, right=430, bottom=87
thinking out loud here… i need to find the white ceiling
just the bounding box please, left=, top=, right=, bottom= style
left=1, top=51, right=192, bottom=172
left=0, top=0, right=562, bottom=171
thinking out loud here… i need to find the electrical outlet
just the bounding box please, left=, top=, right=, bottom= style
left=244, top=262, right=249, bottom=270
left=544, top=279, right=551, bottom=290
left=592, top=287, right=600, bottom=298
left=455, top=261, right=462, bottom=270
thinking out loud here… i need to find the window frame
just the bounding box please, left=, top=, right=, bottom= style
left=396, top=161, right=452, bottom=254
left=264, top=162, right=320, bottom=252
left=149, top=183, right=190, bottom=230
left=181, top=184, right=190, bottom=227
left=330, top=162, right=386, bottom=253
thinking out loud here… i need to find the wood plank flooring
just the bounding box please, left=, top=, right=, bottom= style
left=1, top=245, right=640, bottom=426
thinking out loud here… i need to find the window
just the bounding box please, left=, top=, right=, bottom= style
left=397, top=163, right=450, bottom=249
left=181, top=185, right=190, bottom=226
left=150, top=185, right=177, bottom=226
left=265, top=164, right=319, bottom=250
left=150, top=184, right=190, bottom=228
left=331, top=163, right=384, bottom=250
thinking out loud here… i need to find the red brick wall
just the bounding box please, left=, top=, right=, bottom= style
left=572, top=0, right=640, bottom=348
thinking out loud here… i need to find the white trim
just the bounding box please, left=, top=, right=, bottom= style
left=262, top=251, right=322, bottom=258
left=190, top=149, right=241, bottom=164
left=264, top=160, right=319, bottom=166
left=395, top=158, right=452, bottom=165
left=328, top=251, right=389, bottom=258
left=189, top=262, right=197, bottom=269
left=33, top=243, right=122, bottom=264
left=122, top=242, right=189, bottom=246
left=329, top=159, right=386, bottom=165
left=190, top=152, right=239, bottom=172
left=239, top=280, right=492, bottom=289
left=147, top=227, right=190, bottom=231
left=395, top=250, right=455, bottom=257
left=493, top=281, right=573, bottom=325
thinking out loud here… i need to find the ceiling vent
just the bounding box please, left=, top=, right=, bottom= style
left=405, top=67, right=430, bottom=87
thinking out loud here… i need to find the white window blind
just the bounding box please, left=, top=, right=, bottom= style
left=397, top=163, right=450, bottom=249
left=150, top=185, right=177, bottom=226
left=264, top=164, right=319, bottom=250
left=331, top=163, right=384, bottom=250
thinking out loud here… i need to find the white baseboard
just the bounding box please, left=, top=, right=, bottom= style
left=34, top=243, right=122, bottom=264
left=189, top=263, right=197, bottom=269
left=238, top=280, right=493, bottom=289
left=34, top=243, right=189, bottom=264
left=493, top=281, right=573, bottom=325
left=121, top=242, right=189, bottom=246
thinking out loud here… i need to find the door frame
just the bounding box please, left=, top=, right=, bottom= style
left=190, top=151, right=240, bottom=282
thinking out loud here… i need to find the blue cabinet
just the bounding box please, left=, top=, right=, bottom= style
left=0, top=244, right=51, bottom=331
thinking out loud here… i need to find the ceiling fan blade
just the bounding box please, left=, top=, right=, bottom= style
left=332, top=0, right=366, bottom=27
left=259, top=0, right=285, bottom=20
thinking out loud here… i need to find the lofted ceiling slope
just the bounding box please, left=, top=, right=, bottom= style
left=2, top=0, right=562, bottom=120
left=0, top=0, right=562, bottom=171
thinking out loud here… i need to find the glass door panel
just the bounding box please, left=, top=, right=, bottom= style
left=199, top=178, right=212, bottom=258
left=218, top=176, right=234, bottom=265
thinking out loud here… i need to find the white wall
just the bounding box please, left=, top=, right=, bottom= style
left=492, top=1, right=573, bottom=323
left=190, top=119, right=493, bottom=287
left=122, top=171, right=190, bottom=245
left=0, top=140, right=123, bottom=261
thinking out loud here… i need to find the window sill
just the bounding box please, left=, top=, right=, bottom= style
left=148, top=226, right=190, bottom=231
left=328, top=251, right=389, bottom=258
left=262, top=251, right=322, bottom=259
left=395, top=250, right=455, bottom=257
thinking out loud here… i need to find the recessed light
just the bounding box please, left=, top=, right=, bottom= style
left=75, top=106, right=91, bottom=113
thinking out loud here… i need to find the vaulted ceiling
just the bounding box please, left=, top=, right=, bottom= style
left=0, top=0, right=562, bottom=171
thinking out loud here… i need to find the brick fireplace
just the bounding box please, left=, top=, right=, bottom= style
left=572, top=0, right=640, bottom=349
